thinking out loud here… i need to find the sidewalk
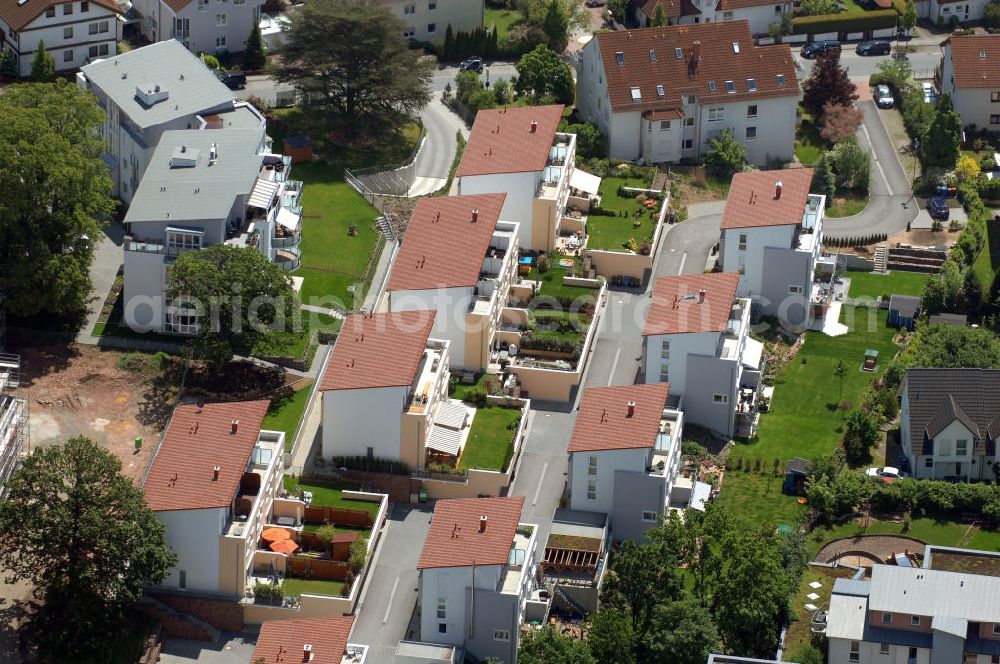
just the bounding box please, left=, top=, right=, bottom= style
left=76, top=221, right=125, bottom=345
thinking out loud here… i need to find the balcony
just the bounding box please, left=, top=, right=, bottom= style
left=273, top=247, right=301, bottom=271
left=272, top=229, right=301, bottom=250
left=406, top=342, right=449, bottom=415
left=124, top=237, right=199, bottom=257
left=499, top=524, right=535, bottom=595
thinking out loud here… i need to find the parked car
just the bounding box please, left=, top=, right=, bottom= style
left=800, top=40, right=841, bottom=59
left=865, top=466, right=905, bottom=480
left=875, top=84, right=895, bottom=109
left=213, top=69, right=246, bottom=90
left=460, top=57, right=484, bottom=73
left=927, top=197, right=950, bottom=221
left=585, top=0, right=606, bottom=5
left=856, top=40, right=891, bottom=56
left=922, top=82, right=938, bottom=104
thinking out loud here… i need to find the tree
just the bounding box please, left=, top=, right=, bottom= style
left=444, top=24, right=455, bottom=59
left=272, top=0, right=432, bottom=143
left=919, top=260, right=964, bottom=315
left=833, top=358, right=848, bottom=405
left=811, top=152, right=836, bottom=203
left=830, top=137, right=870, bottom=192
left=988, top=0, right=1000, bottom=29
left=166, top=244, right=298, bottom=370
left=791, top=644, right=826, bottom=664
left=608, top=0, right=630, bottom=23
left=898, top=322, right=1000, bottom=369
left=843, top=408, right=882, bottom=466
left=644, top=599, right=720, bottom=664
left=515, top=44, right=574, bottom=104
left=601, top=540, right=684, bottom=632
left=31, top=40, right=55, bottom=82
left=652, top=2, right=668, bottom=26
left=799, top=0, right=838, bottom=14
left=806, top=469, right=875, bottom=524
left=243, top=23, right=267, bottom=70
left=518, top=625, right=595, bottom=664
left=0, top=48, right=17, bottom=78
left=560, top=121, right=607, bottom=159
left=955, top=154, right=981, bottom=182
left=0, top=82, right=114, bottom=319
left=648, top=506, right=734, bottom=604
left=0, top=437, right=175, bottom=660
left=704, top=130, right=747, bottom=179
left=588, top=609, right=637, bottom=664
left=820, top=102, right=864, bottom=143
left=900, top=0, right=917, bottom=35
left=921, top=93, right=962, bottom=168
left=542, top=0, right=570, bottom=53
left=802, top=50, right=858, bottom=121
left=493, top=78, right=515, bottom=105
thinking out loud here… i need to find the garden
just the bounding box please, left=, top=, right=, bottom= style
left=457, top=405, right=523, bottom=472
left=261, top=381, right=313, bottom=452
left=585, top=176, right=662, bottom=253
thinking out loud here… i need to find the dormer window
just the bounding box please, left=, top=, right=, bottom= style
left=708, top=80, right=716, bottom=92
left=981, top=50, right=988, bottom=58
left=615, top=51, right=624, bottom=65
left=674, top=47, right=683, bottom=59
left=725, top=80, right=736, bottom=93
left=630, top=86, right=642, bottom=101
left=747, top=78, right=757, bottom=92
left=776, top=73, right=785, bottom=85
left=656, top=84, right=665, bottom=97
left=649, top=49, right=657, bottom=61
left=732, top=42, right=740, bottom=54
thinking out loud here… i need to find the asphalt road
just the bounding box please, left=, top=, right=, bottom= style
left=794, top=46, right=940, bottom=81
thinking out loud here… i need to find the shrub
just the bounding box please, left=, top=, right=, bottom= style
left=536, top=253, right=551, bottom=273
left=348, top=537, right=368, bottom=572
left=314, top=524, right=337, bottom=548
left=201, top=53, right=221, bottom=70
left=252, top=580, right=284, bottom=604
left=682, top=441, right=708, bottom=459
left=792, top=10, right=897, bottom=34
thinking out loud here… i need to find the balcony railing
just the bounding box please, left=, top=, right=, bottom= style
left=272, top=233, right=301, bottom=249
left=273, top=247, right=301, bottom=271
left=124, top=237, right=199, bottom=257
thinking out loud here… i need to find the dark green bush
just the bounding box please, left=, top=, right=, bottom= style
left=792, top=10, right=897, bottom=33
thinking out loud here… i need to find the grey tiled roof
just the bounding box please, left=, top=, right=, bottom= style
left=889, top=294, right=920, bottom=318
left=902, top=368, right=1000, bottom=456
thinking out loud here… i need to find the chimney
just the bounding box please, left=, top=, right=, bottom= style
left=472, top=209, right=479, bottom=223
left=231, top=419, right=239, bottom=434
left=698, top=288, right=706, bottom=303
left=303, top=643, right=314, bottom=662
left=627, top=401, right=636, bottom=417
left=212, top=465, right=221, bottom=481
left=530, top=121, right=538, bottom=133
left=479, top=515, right=488, bottom=533
left=774, top=180, right=783, bottom=199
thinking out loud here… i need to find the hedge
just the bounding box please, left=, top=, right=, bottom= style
left=868, top=478, right=1000, bottom=528
left=792, top=10, right=898, bottom=34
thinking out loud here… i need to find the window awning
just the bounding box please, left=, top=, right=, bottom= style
left=741, top=338, right=764, bottom=370
left=569, top=169, right=601, bottom=196
left=689, top=481, right=712, bottom=512
left=248, top=178, right=280, bottom=210
left=276, top=206, right=300, bottom=231
left=426, top=424, right=462, bottom=457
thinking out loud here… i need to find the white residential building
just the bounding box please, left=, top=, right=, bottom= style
left=77, top=40, right=240, bottom=203
left=379, top=194, right=520, bottom=370
left=0, top=353, right=27, bottom=496
left=576, top=21, right=799, bottom=165
left=898, top=368, right=1000, bottom=481
left=939, top=34, right=1000, bottom=131
left=566, top=383, right=691, bottom=542
left=131, top=0, right=262, bottom=56
left=417, top=496, right=540, bottom=664
left=718, top=168, right=835, bottom=328
left=144, top=400, right=286, bottom=596
left=927, top=0, right=989, bottom=26
left=633, top=0, right=794, bottom=36
left=0, top=0, right=123, bottom=77
left=121, top=125, right=304, bottom=334
left=457, top=105, right=593, bottom=252
left=377, top=0, right=483, bottom=42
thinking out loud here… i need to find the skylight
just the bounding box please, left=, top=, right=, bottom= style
left=649, top=49, right=657, bottom=62
left=776, top=73, right=785, bottom=85
left=981, top=50, right=988, bottom=58
left=732, top=42, right=740, bottom=54
left=708, top=81, right=717, bottom=92
left=674, top=47, right=683, bottom=59
left=615, top=51, right=624, bottom=65
left=656, top=84, right=665, bottom=97
left=746, top=78, right=757, bottom=92
left=725, top=80, right=736, bottom=93
left=630, top=87, right=642, bottom=101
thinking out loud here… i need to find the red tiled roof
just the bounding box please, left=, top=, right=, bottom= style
left=456, top=105, right=565, bottom=177
left=568, top=384, right=671, bottom=453
left=593, top=22, right=798, bottom=113
left=418, top=496, right=525, bottom=569
left=143, top=400, right=269, bottom=512
left=716, top=0, right=789, bottom=10
left=643, top=272, right=741, bottom=336
left=945, top=34, right=1000, bottom=88
left=387, top=194, right=506, bottom=292
left=643, top=109, right=684, bottom=120
left=720, top=168, right=813, bottom=230
left=251, top=616, right=355, bottom=664
left=319, top=311, right=436, bottom=392
left=636, top=0, right=698, bottom=20
left=0, top=0, right=123, bottom=32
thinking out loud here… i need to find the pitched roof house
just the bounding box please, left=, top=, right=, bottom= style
left=252, top=616, right=368, bottom=664
left=939, top=34, right=1000, bottom=132
left=633, top=0, right=794, bottom=35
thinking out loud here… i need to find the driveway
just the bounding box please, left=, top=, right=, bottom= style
left=76, top=219, right=125, bottom=345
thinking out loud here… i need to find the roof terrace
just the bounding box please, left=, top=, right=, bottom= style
left=499, top=524, right=537, bottom=595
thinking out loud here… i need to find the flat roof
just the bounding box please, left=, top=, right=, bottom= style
left=568, top=383, right=670, bottom=453
left=720, top=168, right=813, bottom=230
left=643, top=272, right=741, bottom=336
left=143, top=400, right=269, bottom=511
left=251, top=616, right=355, bottom=664
left=868, top=564, right=1000, bottom=622
left=924, top=545, right=1000, bottom=578
left=418, top=496, right=525, bottom=569
left=456, top=105, right=564, bottom=177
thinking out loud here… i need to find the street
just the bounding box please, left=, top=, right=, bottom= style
left=793, top=44, right=940, bottom=81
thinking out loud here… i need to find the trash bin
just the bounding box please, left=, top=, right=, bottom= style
left=134, top=436, right=142, bottom=451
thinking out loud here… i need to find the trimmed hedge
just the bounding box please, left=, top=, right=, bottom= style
left=792, top=10, right=898, bottom=34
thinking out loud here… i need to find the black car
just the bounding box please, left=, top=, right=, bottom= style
left=856, top=40, right=891, bottom=56
left=213, top=69, right=246, bottom=90
left=927, top=197, right=950, bottom=221
left=800, top=40, right=841, bottom=59
left=460, top=57, right=484, bottom=74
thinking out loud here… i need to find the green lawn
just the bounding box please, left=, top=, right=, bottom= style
left=535, top=259, right=600, bottom=305
left=262, top=383, right=313, bottom=452
left=484, top=6, right=521, bottom=44
left=282, top=476, right=382, bottom=517
left=785, top=564, right=857, bottom=655
left=458, top=406, right=522, bottom=471
left=281, top=577, right=347, bottom=598
left=587, top=177, right=658, bottom=252
left=806, top=517, right=984, bottom=559
left=825, top=192, right=869, bottom=218
left=973, top=218, right=999, bottom=291
left=841, top=0, right=868, bottom=13
left=718, top=309, right=899, bottom=529
left=291, top=163, right=380, bottom=310
left=846, top=270, right=931, bottom=300
left=449, top=372, right=491, bottom=401
left=794, top=123, right=826, bottom=166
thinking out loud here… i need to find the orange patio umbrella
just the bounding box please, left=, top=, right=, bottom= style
left=261, top=527, right=292, bottom=543
left=269, top=539, right=299, bottom=554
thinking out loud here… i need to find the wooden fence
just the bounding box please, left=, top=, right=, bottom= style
left=303, top=505, right=373, bottom=528
left=287, top=556, right=350, bottom=582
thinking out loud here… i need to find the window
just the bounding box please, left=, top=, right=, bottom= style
left=403, top=29, right=415, bottom=38
left=674, top=47, right=683, bottom=59
left=89, top=45, right=98, bottom=57
left=215, top=36, right=226, bottom=47
left=63, top=3, right=73, bottom=14
left=438, top=623, right=447, bottom=634
left=81, top=0, right=89, bottom=10
left=879, top=643, right=890, bottom=655
left=737, top=256, right=746, bottom=274
left=746, top=78, right=757, bottom=92
left=64, top=26, right=73, bottom=39
left=429, top=1, right=436, bottom=8
left=725, top=80, right=736, bottom=93
left=682, top=138, right=693, bottom=150
left=776, top=73, right=785, bottom=85
left=707, top=80, right=716, bottom=92
left=732, top=41, right=740, bottom=53
left=63, top=49, right=73, bottom=62
left=167, top=230, right=202, bottom=250
left=649, top=49, right=656, bottom=61
left=992, top=115, right=1000, bottom=125
left=708, top=107, right=724, bottom=122
left=993, top=624, right=1000, bottom=635
left=179, top=570, right=187, bottom=588
left=938, top=441, right=952, bottom=456
left=925, top=457, right=933, bottom=468
left=493, top=631, right=510, bottom=642
left=235, top=0, right=245, bottom=5
left=775, top=4, right=782, bottom=11
left=911, top=615, right=921, bottom=626
left=659, top=367, right=669, bottom=382
left=993, top=655, right=1000, bottom=664
left=910, top=649, right=919, bottom=661
left=99, top=20, right=108, bottom=32
left=660, top=340, right=670, bottom=358
left=747, top=104, right=757, bottom=118
left=215, top=14, right=227, bottom=26
left=587, top=480, right=597, bottom=500
left=45, top=7, right=55, bottom=17
left=745, top=126, right=757, bottom=140
left=687, top=94, right=695, bottom=104
left=365, top=446, right=374, bottom=460
left=89, top=22, right=99, bottom=34
left=588, top=456, right=598, bottom=476
left=684, top=117, right=694, bottom=127
left=437, top=598, right=446, bottom=620
left=881, top=612, right=893, bottom=624
left=956, top=439, right=968, bottom=456
left=656, top=84, right=665, bottom=97
left=713, top=394, right=728, bottom=404
left=723, top=10, right=733, bottom=18
left=991, top=91, right=1000, bottom=102
left=427, top=23, right=436, bottom=33
left=660, top=120, right=670, bottom=131
left=615, top=51, right=624, bottom=65
left=404, top=3, right=415, bottom=13
left=642, top=510, right=658, bottom=522
left=789, top=285, right=804, bottom=295
left=630, top=87, right=641, bottom=101
left=738, top=233, right=747, bottom=251
left=198, top=0, right=209, bottom=10
left=849, top=641, right=860, bottom=663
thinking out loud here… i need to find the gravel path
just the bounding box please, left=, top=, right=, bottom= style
left=815, top=534, right=928, bottom=564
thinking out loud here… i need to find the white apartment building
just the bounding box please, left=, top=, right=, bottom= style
left=77, top=40, right=239, bottom=203
left=898, top=368, right=1000, bottom=481
left=567, top=383, right=692, bottom=542
left=0, top=0, right=123, bottom=77
left=144, top=400, right=287, bottom=596
left=641, top=272, right=765, bottom=439
left=121, top=125, right=303, bottom=334
left=456, top=105, right=587, bottom=252
left=576, top=21, right=799, bottom=165
left=0, top=353, right=27, bottom=496
left=939, top=34, right=1000, bottom=131
left=377, top=0, right=483, bottom=42
left=417, top=496, right=539, bottom=664
left=131, top=0, right=262, bottom=56
left=718, top=168, right=834, bottom=328
left=253, top=616, right=368, bottom=664
left=634, top=0, right=794, bottom=36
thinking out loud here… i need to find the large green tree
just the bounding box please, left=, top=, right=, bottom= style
left=601, top=539, right=684, bottom=632
left=587, top=609, right=637, bottom=664
left=608, top=0, right=630, bottom=23
left=518, top=625, right=594, bottom=664
left=31, top=40, right=55, bottom=82
left=811, top=152, right=836, bottom=204
left=272, top=0, right=432, bottom=142
left=802, top=50, right=858, bottom=121
left=921, top=93, right=962, bottom=167
left=243, top=23, right=267, bottom=70
left=515, top=44, right=575, bottom=104
left=843, top=407, right=882, bottom=466
left=704, top=129, right=747, bottom=179
left=830, top=137, right=870, bottom=192
left=0, top=82, right=114, bottom=318
left=644, top=599, right=720, bottom=664
left=898, top=321, right=1000, bottom=368
left=166, top=244, right=298, bottom=369
left=542, top=0, right=570, bottom=52
left=0, top=437, right=176, bottom=661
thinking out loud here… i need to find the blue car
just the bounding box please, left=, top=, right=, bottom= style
left=927, top=197, right=950, bottom=221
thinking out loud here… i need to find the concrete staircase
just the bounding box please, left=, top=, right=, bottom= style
left=136, top=597, right=220, bottom=642
left=552, top=586, right=587, bottom=617
left=375, top=215, right=397, bottom=242
left=873, top=245, right=889, bottom=273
